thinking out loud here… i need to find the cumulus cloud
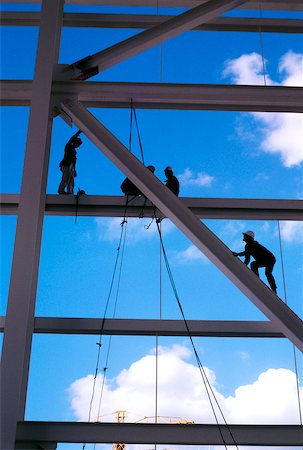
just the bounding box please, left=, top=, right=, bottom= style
left=95, top=217, right=174, bottom=243
left=68, top=344, right=302, bottom=430
left=223, top=51, right=303, bottom=167
left=174, top=244, right=209, bottom=264
left=278, top=220, right=303, bottom=244
left=178, top=168, right=215, bottom=188
left=223, top=51, right=273, bottom=86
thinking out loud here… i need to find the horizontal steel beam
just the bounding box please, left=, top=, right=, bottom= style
left=1, top=194, right=302, bottom=220
left=3, top=0, right=303, bottom=11
left=0, top=316, right=285, bottom=337
left=1, top=12, right=301, bottom=33
left=16, top=422, right=303, bottom=445
left=1, top=81, right=303, bottom=112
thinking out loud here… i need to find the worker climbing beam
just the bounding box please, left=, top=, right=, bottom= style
left=60, top=99, right=303, bottom=353
left=59, top=0, right=246, bottom=80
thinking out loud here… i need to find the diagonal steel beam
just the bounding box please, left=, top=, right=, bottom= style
left=60, top=99, right=303, bottom=352
left=62, top=0, right=246, bottom=80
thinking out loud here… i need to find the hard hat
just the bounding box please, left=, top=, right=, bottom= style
left=243, top=230, right=254, bottom=239
left=147, top=165, right=155, bottom=173
left=165, top=166, right=173, bottom=172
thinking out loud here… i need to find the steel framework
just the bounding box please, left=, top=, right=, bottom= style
left=0, top=1, right=302, bottom=449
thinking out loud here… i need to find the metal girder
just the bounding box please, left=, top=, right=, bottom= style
left=1, top=80, right=303, bottom=112
left=0, top=1, right=64, bottom=449
left=1, top=193, right=303, bottom=220
left=3, top=0, right=303, bottom=11
left=0, top=316, right=286, bottom=337
left=1, top=12, right=302, bottom=34
left=15, top=422, right=303, bottom=446
left=62, top=0, right=246, bottom=80
left=60, top=99, right=303, bottom=352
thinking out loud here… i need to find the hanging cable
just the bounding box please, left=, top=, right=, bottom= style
left=133, top=106, right=145, bottom=165
left=258, top=0, right=267, bottom=86
left=153, top=216, right=239, bottom=449
left=82, top=214, right=128, bottom=450
left=157, top=0, right=163, bottom=83
left=277, top=221, right=302, bottom=427
left=258, top=3, right=302, bottom=430
left=129, top=98, right=134, bottom=152
left=95, top=221, right=128, bottom=421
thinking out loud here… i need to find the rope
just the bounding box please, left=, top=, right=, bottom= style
left=258, top=0, right=267, bottom=86
left=129, top=98, right=133, bottom=152
left=258, top=4, right=302, bottom=428
left=82, top=213, right=128, bottom=450
left=157, top=0, right=163, bottom=82
left=277, top=221, right=302, bottom=427
left=154, top=221, right=163, bottom=450
left=74, top=188, right=86, bottom=224
left=96, top=221, right=127, bottom=420
left=133, top=105, right=145, bottom=165
left=153, top=215, right=239, bottom=449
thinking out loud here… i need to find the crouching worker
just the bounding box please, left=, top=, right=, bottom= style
left=58, top=130, right=82, bottom=195
left=232, top=230, right=277, bottom=294
left=120, top=165, right=155, bottom=196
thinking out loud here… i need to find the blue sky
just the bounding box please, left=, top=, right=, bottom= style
left=1, top=2, right=303, bottom=450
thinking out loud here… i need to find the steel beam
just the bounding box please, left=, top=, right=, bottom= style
left=0, top=316, right=285, bottom=337
left=62, top=0, right=246, bottom=79
left=1, top=80, right=303, bottom=113
left=60, top=100, right=303, bottom=352
left=1, top=12, right=302, bottom=34
left=15, top=422, right=303, bottom=445
left=0, top=1, right=64, bottom=449
left=1, top=194, right=302, bottom=220
left=2, top=0, right=303, bottom=11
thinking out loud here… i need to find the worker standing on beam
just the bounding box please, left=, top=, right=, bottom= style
left=164, top=166, right=180, bottom=196
left=232, top=230, right=277, bottom=294
left=58, top=129, right=82, bottom=195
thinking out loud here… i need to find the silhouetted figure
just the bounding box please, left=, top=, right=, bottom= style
left=164, top=166, right=179, bottom=196
left=58, top=130, right=82, bottom=195
left=232, top=230, right=277, bottom=293
left=121, top=165, right=155, bottom=196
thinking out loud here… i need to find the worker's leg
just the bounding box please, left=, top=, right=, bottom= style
left=250, top=261, right=260, bottom=277
left=58, top=166, right=69, bottom=194
left=265, top=260, right=277, bottom=293
left=66, top=165, right=75, bottom=194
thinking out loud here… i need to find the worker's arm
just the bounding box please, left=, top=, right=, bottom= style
left=66, top=129, right=82, bottom=145
left=232, top=251, right=245, bottom=257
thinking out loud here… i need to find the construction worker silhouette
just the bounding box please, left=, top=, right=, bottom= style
left=164, top=166, right=179, bottom=196
left=58, top=130, right=82, bottom=195
left=232, top=230, right=277, bottom=293
left=121, top=165, right=155, bottom=196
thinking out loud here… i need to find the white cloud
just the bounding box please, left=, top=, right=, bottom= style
left=174, top=244, right=208, bottom=264
left=95, top=217, right=174, bottom=243
left=225, top=368, right=302, bottom=424
left=68, top=344, right=302, bottom=429
left=223, top=52, right=273, bottom=86
left=178, top=168, right=215, bottom=187
left=278, top=221, right=303, bottom=244
left=223, top=51, right=303, bottom=167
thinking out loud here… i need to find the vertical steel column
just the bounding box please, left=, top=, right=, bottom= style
left=0, top=1, right=64, bottom=449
